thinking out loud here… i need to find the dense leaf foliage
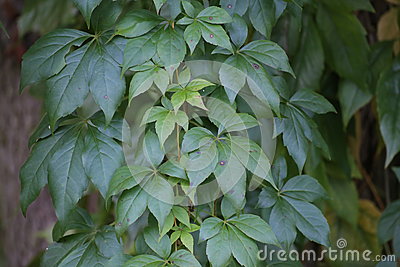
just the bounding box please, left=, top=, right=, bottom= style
left=18, top=0, right=400, bottom=266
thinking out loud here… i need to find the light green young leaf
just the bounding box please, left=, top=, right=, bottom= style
left=72, top=0, right=102, bottom=27
left=129, top=67, right=157, bottom=101
left=116, top=9, right=163, bottom=38
left=172, top=206, right=191, bottom=228
left=186, top=91, right=207, bottom=110
left=20, top=29, right=90, bottom=91
left=180, top=231, right=194, bottom=253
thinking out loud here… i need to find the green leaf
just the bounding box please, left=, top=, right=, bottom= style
left=83, top=126, right=124, bottom=198
left=321, top=0, right=374, bottom=12
left=116, top=9, right=163, bottom=38
left=283, top=196, right=330, bottom=247
left=226, top=14, right=248, bottom=48
left=160, top=212, right=175, bottom=238
left=45, top=43, right=92, bottom=129
left=269, top=198, right=297, bottom=250
left=157, top=27, right=186, bottom=66
left=377, top=59, right=400, bottom=167
left=52, top=207, right=94, bottom=242
left=214, top=142, right=247, bottom=198
left=219, top=55, right=247, bottom=103
left=169, top=250, right=201, bottom=267
left=186, top=91, right=207, bottom=110
left=229, top=214, right=279, bottom=245
left=145, top=175, right=174, bottom=228
left=180, top=231, right=194, bottom=253
left=143, top=131, right=165, bottom=167
left=106, top=166, right=152, bottom=202
left=90, top=0, right=122, bottom=32
left=20, top=29, right=90, bottom=91
left=197, top=6, right=232, bottom=24
left=152, top=109, right=188, bottom=146
left=72, top=0, right=102, bottom=27
left=393, top=167, right=400, bottom=183
left=206, top=226, right=232, bottom=267
left=123, top=254, right=164, bottom=267
left=199, top=21, right=232, bottom=52
left=316, top=4, right=369, bottom=86
left=153, top=0, right=167, bottom=13
left=129, top=67, right=157, bottom=100
left=171, top=91, right=186, bottom=112
left=48, top=126, right=88, bottom=221
left=228, top=225, right=260, bottom=267
left=116, top=187, right=148, bottom=235
left=42, top=227, right=122, bottom=267
left=257, top=187, right=278, bottom=208
left=290, top=89, right=336, bottom=114
left=281, top=175, right=326, bottom=202
left=158, top=159, right=187, bottom=179
left=185, top=79, right=214, bottom=91
left=184, top=22, right=202, bottom=54
left=20, top=125, right=75, bottom=215
left=90, top=111, right=124, bottom=141
left=241, top=40, right=294, bottom=76
left=229, top=136, right=273, bottom=185
left=153, top=68, right=170, bottom=95
left=248, top=0, right=275, bottom=38
left=122, top=32, right=157, bottom=74
left=377, top=200, right=400, bottom=243
left=89, top=36, right=127, bottom=123
left=243, top=55, right=280, bottom=114
left=172, top=206, right=191, bottom=227
left=338, top=80, right=372, bottom=127
left=181, top=127, right=214, bottom=153
left=144, top=226, right=171, bottom=258
left=221, top=0, right=249, bottom=16
left=199, top=217, right=224, bottom=242
left=291, top=14, right=324, bottom=91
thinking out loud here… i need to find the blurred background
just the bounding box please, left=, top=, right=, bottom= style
left=0, top=0, right=399, bottom=266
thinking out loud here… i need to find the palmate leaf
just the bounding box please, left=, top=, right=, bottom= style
left=20, top=125, right=78, bottom=215
left=72, top=0, right=103, bottom=27
left=42, top=226, right=122, bottom=267
left=123, top=250, right=201, bottom=267
left=143, top=226, right=171, bottom=258
left=20, top=29, right=91, bottom=91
